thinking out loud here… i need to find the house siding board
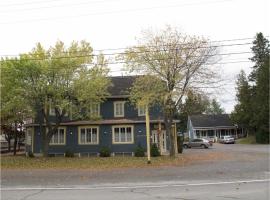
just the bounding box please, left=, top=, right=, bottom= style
left=32, top=123, right=149, bottom=154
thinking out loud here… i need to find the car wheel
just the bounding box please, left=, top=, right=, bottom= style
left=201, top=144, right=207, bottom=149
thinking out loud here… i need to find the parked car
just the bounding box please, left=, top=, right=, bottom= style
left=183, top=138, right=213, bottom=149
left=219, top=136, right=235, bottom=144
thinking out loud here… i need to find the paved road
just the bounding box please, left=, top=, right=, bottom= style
left=1, top=144, right=269, bottom=199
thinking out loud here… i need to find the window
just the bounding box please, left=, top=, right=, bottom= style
left=50, top=128, right=66, bottom=145
left=26, top=128, right=32, bottom=145
left=112, top=125, right=134, bottom=144
left=79, top=127, right=99, bottom=145
left=89, top=103, right=100, bottom=117
left=114, top=101, right=125, bottom=117
left=49, top=99, right=56, bottom=116
left=138, top=105, right=146, bottom=116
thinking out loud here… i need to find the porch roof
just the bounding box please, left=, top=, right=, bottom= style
left=190, top=114, right=235, bottom=128
left=26, top=118, right=180, bottom=126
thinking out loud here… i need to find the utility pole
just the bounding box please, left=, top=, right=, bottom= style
left=145, top=104, right=151, bottom=164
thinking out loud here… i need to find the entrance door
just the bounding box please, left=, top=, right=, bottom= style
left=152, top=130, right=167, bottom=155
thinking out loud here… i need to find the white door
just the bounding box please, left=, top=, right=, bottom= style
left=152, top=130, right=167, bottom=154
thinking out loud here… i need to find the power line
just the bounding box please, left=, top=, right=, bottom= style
left=0, top=0, right=124, bottom=14
left=0, top=0, right=235, bottom=24
left=0, top=51, right=253, bottom=62
left=0, top=41, right=253, bottom=58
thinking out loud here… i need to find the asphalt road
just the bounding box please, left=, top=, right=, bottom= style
left=1, top=144, right=269, bottom=200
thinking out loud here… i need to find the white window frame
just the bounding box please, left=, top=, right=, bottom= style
left=89, top=103, right=100, bottom=117
left=112, top=125, right=134, bottom=144
left=138, top=105, right=146, bottom=116
left=78, top=126, right=99, bottom=145
left=49, top=99, right=56, bottom=116
left=49, top=127, right=66, bottom=145
left=114, top=101, right=125, bottom=117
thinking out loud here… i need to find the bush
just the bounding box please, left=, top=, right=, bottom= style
left=28, top=151, right=34, bottom=158
left=134, top=145, right=145, bottom=157
left=65, top=149, right=74, bottom=157
left=150, top=143, right=160, bottom=157
left=256, top=132, right=270, bottom=144
left=99, top=147, right=111, bottom=157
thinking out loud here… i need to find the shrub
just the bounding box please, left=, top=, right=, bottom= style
left=177, top=136, right=183, bottom=154
left=65, top=149, right=74, bottom=157
left=134, top=145, right=145, bottom=157
left=99, top=147, right=111, bottom=157
left=28, top=151, right=34, bottom=158
left=150, top=143, right=160, bottom=157
left=256, top=131, right=270, bottom=144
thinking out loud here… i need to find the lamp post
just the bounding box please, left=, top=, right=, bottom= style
left=145, top=104, right=151, bottom=164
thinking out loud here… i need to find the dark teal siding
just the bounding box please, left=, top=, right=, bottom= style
left=32, top=123, right=150, bottom=154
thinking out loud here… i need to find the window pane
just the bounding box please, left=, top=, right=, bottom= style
left=126, top=132, right=132, bottom=142
left=81, top=128, right=85, bottom=144
left=126, top=127, right=132, bottom=142
left=115, top=132, right=120, bottom=142
left=86, top=128, right=91, bottom=143
left=92, top=128, right=97, bottom=143
left=120, top=128, right=126, bottom=142
left=59, top=129, right=64, bottom=143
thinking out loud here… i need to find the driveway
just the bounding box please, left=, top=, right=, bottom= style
left=1, top=143, right=269, bottom=200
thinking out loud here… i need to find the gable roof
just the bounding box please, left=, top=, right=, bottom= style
left=108, top=76, right=137, bottom=97
left=189, top=114, right=234, bottom=128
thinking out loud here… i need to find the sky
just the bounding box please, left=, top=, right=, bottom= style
left=0, top=0, right=269, bottom=113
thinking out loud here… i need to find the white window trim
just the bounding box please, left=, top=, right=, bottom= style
left=26, top=127, right=34, bottom=153
left=138, top=105, right=146, bottom=116
left=78, top=126, right=99, bottom=145
left=89, top=103, right=100, bottom=117
left=49, top=127, right=66, bottom=145
left=112, top=125, right=134, bottom=144
left=114, top=101, right=125, bottom=117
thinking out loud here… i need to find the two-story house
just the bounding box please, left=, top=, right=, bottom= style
left=25, top=76, right=179, bottom=156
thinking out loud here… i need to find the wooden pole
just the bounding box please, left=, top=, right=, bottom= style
left=145, top=105, right=151, bottom=164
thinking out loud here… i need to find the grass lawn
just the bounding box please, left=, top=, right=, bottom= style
left=236, top=136, right=257, bottom=144
left=1, top=152, right=229, bottom=170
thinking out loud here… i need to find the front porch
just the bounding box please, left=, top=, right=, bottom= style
left=193, top=127, right=244, bottom=142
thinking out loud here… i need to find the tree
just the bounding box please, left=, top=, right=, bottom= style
left=1, top=41, right=111, bottom=156
left=178, top=90, right=210, bottom=132
left=1, top=59, right=30, bottom=155
left=206, top=99, right=225, bottom=114
left=231, top=70, right=253, bottom=134
left=231, top=33, right=269, bottom=143
left=121, top=26, right=219, bottom=156
left=249, top=33, right=269, bottom=143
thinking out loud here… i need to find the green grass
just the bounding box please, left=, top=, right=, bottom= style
left=1, top=156, right=183, bottom=170
left=236, top=136, right=257, bottom=144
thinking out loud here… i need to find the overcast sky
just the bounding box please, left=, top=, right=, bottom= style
left=0, top=0, right=269, bottom=112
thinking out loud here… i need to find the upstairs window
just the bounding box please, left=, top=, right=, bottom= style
left=89, top=103, right=100, bottom=117
left=114, top=101, right=125, bottom=117
left=138, top=105, right=146, bottom=116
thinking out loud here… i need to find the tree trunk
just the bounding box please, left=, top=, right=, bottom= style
left=165, top=115, right=176, bottom=157
left=42, top=129, right=49, bottom=157
left=13, top=134, right=17, bottom=155
left=7, top=140, right=11, bottom=152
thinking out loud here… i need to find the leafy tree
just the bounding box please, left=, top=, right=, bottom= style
left=249, top=33, right=269, bottom=143
left=231, top=70, right=253, bottom=133
left=1, top=59, right=31, bottom=155
left=232, top=33, right=269, bottom=143
left=121, top=26, right=219, bottom=156
left=178, top=90, right=210, bottom=131
left=1, top=41, right=111, bottom=156
left=206, top=99, right=225, bottom=115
